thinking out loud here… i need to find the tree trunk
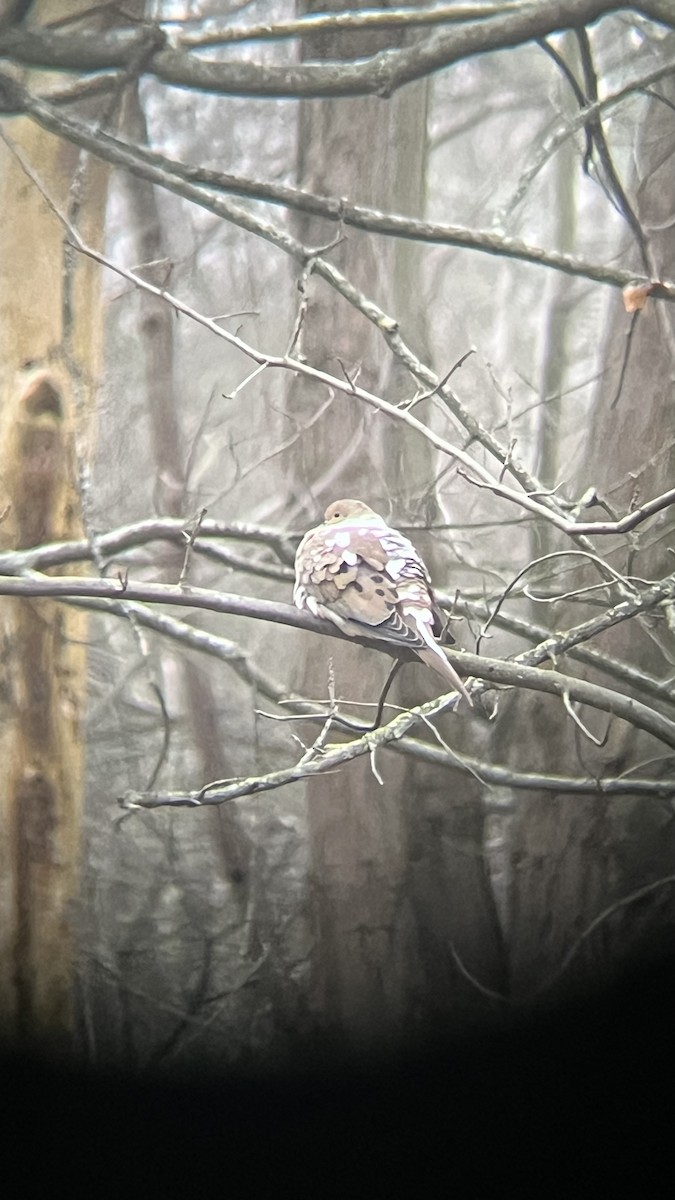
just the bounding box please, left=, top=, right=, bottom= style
left=507, top=77, right=675, bottom=1000
left=0, top=0, right=109, bottom=1044
left=291, top=0, right=503, bottom=1047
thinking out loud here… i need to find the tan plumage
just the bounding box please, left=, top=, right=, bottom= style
left=294, top=499, right=472, bottom=706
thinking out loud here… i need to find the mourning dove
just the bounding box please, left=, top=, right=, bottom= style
left=294, top=498, right=472, bottom=706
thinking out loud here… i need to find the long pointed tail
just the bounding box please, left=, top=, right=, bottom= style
left=417, top=624, right=473, bottom=706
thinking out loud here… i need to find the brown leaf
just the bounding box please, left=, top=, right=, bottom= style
left=622, top=283, right=653, bottom=312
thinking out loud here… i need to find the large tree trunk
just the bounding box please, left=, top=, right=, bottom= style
left=0, top=0, right=110, bottom=1042
left=290, top=0, right=503, bottom=1047
left=507, top=77, right=675, bottom=1000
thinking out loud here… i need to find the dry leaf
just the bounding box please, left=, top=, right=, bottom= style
left=622, top=283, right=653, bottom=312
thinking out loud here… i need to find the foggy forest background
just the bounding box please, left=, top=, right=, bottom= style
left=0, top=0, right=674, bottom=1072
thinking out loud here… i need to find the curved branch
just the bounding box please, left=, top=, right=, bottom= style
left=446, top=594, right=675, bottom=707
left=536, top=874, right=675, bottom=995
left=65, top=593, right=308, bottom=708
left=394, top=735, right=675, bottom=795
left=0, top=2, right=672, bottom=99
left=57, top=587, right=674, bottom=802
left=66, top=588, right=675, bottom=798
left=0, top=569, right=671, bottom=640
left=4, top=88, right=674, bottom=553
left=7, top=83, right=674, bottom=305
left=1, top=572, right=673, bottom=751
left=118, top=642, right=675, bottom=807
left=508, top=575, right=675, bottom=669
left=13, top=520, right=667, bottom=748
left=15, top=168, right=675, bottom=538
left=5, top=93, right=674, bottom=557
left=0, top=516, right=298, bottom=574
left=170, top=4, right=533, bottom=48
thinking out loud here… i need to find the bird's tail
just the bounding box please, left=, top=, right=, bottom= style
left=417, top=621, right=473, bottom=707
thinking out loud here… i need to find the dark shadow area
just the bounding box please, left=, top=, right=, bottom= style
left=2, top=952, right=672, bottom=1184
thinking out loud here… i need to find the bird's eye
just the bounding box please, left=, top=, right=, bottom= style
left=332, top=510, right=340, bottom=519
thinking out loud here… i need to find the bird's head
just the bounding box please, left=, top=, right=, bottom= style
left=324, top=498, right=376, bottom=524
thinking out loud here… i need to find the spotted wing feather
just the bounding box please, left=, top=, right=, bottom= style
left=296, top=524, right=433, bottom=646
left=294, top=515, right=471, bottom=704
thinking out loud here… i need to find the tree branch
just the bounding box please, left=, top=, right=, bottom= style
left=0, top=2, right=672, bottom=99
left=6, top=82, right=674, bottom=305
left=392, top=735, right=675, bottom=795
left=64, top=586, right=675, bottom=798
left=117, top=646, right=675, bottom=809
left=47, top=578, right=671, bottom=803
left=535, top=874, right=675, bottom=995
left=2, top=521, right=670, bottom=714
left=0, top=515, right=298, bottom=574
left=1, top=570, right=672, bottom=753
left=168, top=4, right=533, bottom=49
left=446, top=593, right=675, bottom=708
left=4, top=92, right=674, bottom=549
left=63, top=592, right=311, bottom=708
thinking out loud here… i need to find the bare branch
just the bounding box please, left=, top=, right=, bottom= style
left=66, top=592, right=315, bottom=711
left=0, top=516, right=297, bottom=575
left=2, top=563, right=674, bottom=754
left=446, top=595, right=675, bottom=708
left=61, top=576, right=675, bottom=776
left=0, top=2, right=672, bottom=100
left=8, top=84, right=675, bottom=305
left=562, top=690, right=610, bottom=746
left=449, top=942, right=509, bottom=1003
left=120, top=691, right=461, bottom=809
left=169, top=4, right=533, bottom=49
left=575, top=27, right=651, bottom=273
left=19, top=201, right=675, bottom=540
left=500, top=55, right=675, bottom=221
left=5, top=88, right=674, bottom=554
left=393, top=735, right=675, bottom=796
left=477, top=548, right=643, bottom=653
left=536, top=874, right=675, bottom=995
left=178, top=508, right=208, bottom=586
left=505, top=576, right=675, bottom=672
left=118, top=644, right=675, bottom=808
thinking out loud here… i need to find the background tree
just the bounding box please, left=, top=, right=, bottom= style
left=0, top=0, right=111, bottom=1042
left=0, top=0, right=673, bottom=1066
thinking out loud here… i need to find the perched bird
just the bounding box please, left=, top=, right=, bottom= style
left=294, top=498, right=472, bottom=706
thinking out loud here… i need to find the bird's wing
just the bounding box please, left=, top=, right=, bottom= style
left=295, top=520, right=472, bottom=704
left=295, top=523, right=430, bottom=647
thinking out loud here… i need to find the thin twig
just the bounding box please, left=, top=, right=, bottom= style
left=178, top=507, right=207, bottom=586
left=562, top=690, right=610, bottom=747
left=535, top=874, right=675, bottom=997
